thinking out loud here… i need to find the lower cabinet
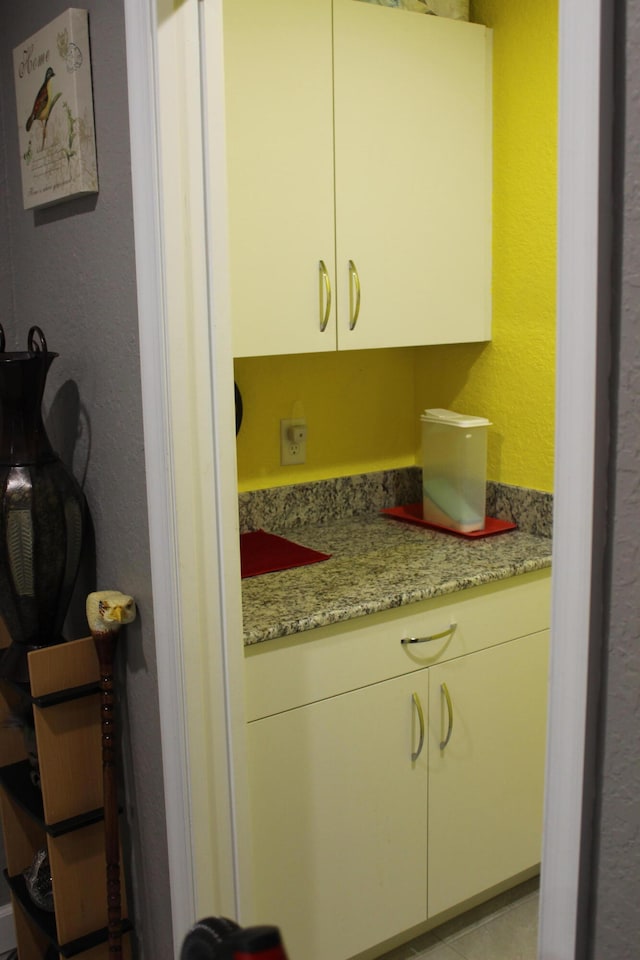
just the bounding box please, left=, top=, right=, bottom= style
left=246, top=671, right=429, bottom=960
left=244, top=573, right=550, bottom=960
left=427, top=630, right=549, bottom=918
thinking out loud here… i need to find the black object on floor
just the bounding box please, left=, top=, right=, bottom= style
left=181, top=918, right=289, bottom=959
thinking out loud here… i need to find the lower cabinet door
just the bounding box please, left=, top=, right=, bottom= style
left=427, top=630, right=550, bottom=919
left=246, top=672, right=429, bottom=960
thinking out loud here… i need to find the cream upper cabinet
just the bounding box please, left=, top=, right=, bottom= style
left=333, top=0, right=492, bottom=350
left=223, top=1, right=492, bottom=358
left=223, top=0, right=336, bottom=358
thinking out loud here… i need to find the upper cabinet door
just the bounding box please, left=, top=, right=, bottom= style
left=333, top=1, right=492, bottom=350
left=223, top=0, right=337, bottom=358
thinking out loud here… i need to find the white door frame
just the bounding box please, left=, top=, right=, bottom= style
left=123, top=0, right=251, bottom=953
left=538, top=1, right=612, bottom=957
left=122, top=0, right=609, bottom=957
left=121, top=1, right=197, bottom=953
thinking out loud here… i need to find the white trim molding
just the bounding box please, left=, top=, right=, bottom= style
left=124, top=0, right=246, bottom=947
left=198, top=0, right=254, bottom=920
left=539, top=0, right=609, bottom=957
left=123, top=0, right=199, bottom=951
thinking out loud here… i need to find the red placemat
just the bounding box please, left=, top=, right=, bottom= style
left=381, top=503, right=517, bottom=538
left=240, top=529, right=332, bottom=578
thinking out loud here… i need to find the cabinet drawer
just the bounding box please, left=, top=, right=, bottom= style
left=244, top=568, right=550, bottom=720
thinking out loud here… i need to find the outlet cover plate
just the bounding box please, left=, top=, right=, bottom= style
left=280, top=419, right=306, bottom=465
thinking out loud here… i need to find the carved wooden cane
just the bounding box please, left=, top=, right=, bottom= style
left=87, top=592, right=137, bottom=959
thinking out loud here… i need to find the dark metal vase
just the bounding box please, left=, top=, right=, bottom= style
left=0, top=325, right=85, bottom=683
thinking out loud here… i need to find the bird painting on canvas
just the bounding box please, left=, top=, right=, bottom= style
left=25, top=66, right=61, bottom=150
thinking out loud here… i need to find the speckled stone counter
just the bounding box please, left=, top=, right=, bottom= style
left=240, top=470, right=553, bottom=645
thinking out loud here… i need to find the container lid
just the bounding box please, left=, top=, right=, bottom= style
left=420, top=408, right=491, bottom=428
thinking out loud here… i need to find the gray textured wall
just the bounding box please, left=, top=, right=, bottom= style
left=0, top=3, right=172, bottom=956
left=588, top=2, right=640, bottom=957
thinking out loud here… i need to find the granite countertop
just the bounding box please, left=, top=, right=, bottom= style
left=240, top=470, right=553, bottom=646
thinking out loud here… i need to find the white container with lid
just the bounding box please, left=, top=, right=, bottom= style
left=420, top=408, right=491, bottom=533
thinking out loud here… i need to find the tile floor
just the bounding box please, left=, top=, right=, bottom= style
left=378, top=878, right=539, bottom=960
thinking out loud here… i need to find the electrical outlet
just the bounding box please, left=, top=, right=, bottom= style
left=280, top=418, right=307, bottom=465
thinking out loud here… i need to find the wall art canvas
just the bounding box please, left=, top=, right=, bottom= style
left=13, top=8, right=98, bottom=210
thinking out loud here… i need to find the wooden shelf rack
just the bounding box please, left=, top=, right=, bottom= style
left=0, top=635, right=132, bottom=959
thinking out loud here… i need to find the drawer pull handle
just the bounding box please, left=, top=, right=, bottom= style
left=348, top=259, right=361, bottom=330
left=440, top=682, right=454, bottom=750
left=401, top=623, right=456, bottom=644
left=319, top=260, right=332, bottom=332
left=411, top=692, right=425, bottom=762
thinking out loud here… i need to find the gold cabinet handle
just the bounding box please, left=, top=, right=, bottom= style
left=439, top=682, right=453, bottom=750
left=348, top=259, right=361, bottom=330
left=411, top=691, right=425, bottom=762
left=401, top=623, right=457, bottom=645
left=319, top=260, right=332, bottom=332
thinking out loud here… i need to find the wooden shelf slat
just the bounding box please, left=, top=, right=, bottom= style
left=28, top=638, right=99, bottom=700
left=0, top=671, right=100, bottom=708
left=0, top=761, right=109, bottom=836
left=6, top=869, right=133, bottom=958
left=34, top=695, right=103, bottom=825
left=1, top=636, right=101, bottom=705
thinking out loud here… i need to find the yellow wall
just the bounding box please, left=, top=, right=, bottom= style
left=414, top=0, right=557, bottom=492
left=234, top=0, right=557, bottom=493
left=234, top=349, right=417, bottom=490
